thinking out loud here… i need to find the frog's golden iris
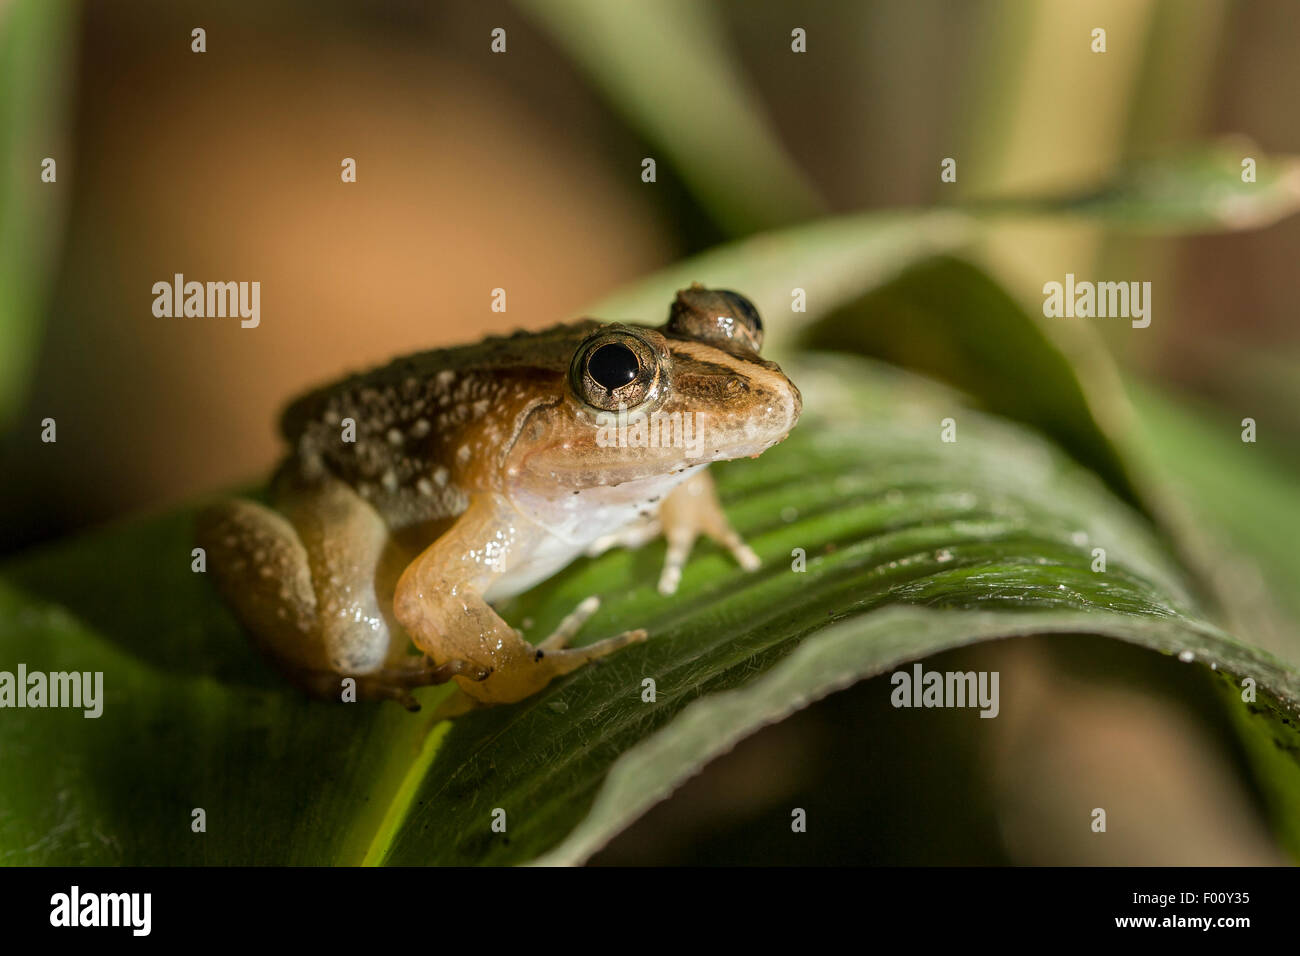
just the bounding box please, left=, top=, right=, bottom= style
left=570, top=326, right=662, bottom=413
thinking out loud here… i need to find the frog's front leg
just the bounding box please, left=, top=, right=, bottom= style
left=394, top=494, right=646, bottom=709
left=655, top=468, right=760, bottom=594
left=198, top=478, right=486, bottom=711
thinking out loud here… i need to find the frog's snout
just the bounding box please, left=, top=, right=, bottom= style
left=759, top=365, right=802, bottom=441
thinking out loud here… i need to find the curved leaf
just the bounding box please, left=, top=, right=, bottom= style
left=514, top=0, right=824, bottom=233
left=4, top=354, right=1296, bottom=864
left=959, top=143, right=1300, bottom=233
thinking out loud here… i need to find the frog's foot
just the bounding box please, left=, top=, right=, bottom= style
left=423, top=620, right=646, bottom=722
left=360, top=658, right=492, bottom=712
left=537, top=595, right=646, bottom=661
left=656, top=469, right=760, bottom=596
left=534, top=627, right=648, bottom=667
left=296, top=657, right=490, bottom=711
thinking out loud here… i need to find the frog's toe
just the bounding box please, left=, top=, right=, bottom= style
left=537, top=628, right=648, bottom=675
left=537, top=595, right=601, bottom=650
left=719, top=531, right=762, bottom=573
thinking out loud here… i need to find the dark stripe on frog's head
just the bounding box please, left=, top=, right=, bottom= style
left=661, top=335, right=787, bottom=380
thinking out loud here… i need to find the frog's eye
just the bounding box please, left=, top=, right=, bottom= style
left=571, top=328, right=661, bottom=411
left=666, top=285, right=764, bottom=354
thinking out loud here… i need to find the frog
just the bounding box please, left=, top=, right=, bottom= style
left=197, top=285, right=801, bottom=715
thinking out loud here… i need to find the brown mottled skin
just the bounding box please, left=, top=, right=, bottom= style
left=198, top=287, right=801, bottom=714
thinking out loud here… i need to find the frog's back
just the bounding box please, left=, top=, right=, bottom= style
left=277, top=320, right=601, bottom=529
left=279, top=321, right=599, bottom=439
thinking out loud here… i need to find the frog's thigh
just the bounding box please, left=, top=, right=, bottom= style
left=196, top=498, right=327, bottom=672
left=277, top=478, right=398, bottom=675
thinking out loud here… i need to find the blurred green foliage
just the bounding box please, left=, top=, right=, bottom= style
left=0, top=0, right=75, bottom=428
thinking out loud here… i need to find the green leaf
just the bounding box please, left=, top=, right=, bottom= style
left=585, top=209, right=977, bottom=355
left=959, top=142, right=1300, bottom=233
left=799, top=253, right=1300, bottom=666
left=1123, top=380, right=1300, bottom=659
left=799, top=255, right=1300, bottom=855
left=514, top=0, right=824, bottom=233
left=0, top=0, right=77, bottom=426
left=576, top=147, right=1300, bottom=363
left=801, top=254, right=1147, bottom=510
left=5, top=354, right=1297, bottom=864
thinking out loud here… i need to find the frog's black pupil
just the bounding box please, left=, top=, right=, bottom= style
left=588, top=343, right=639, bottom=390
left=721, top=291, right=762, bottom=333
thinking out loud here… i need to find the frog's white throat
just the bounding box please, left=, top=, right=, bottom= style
left=484, top=465, right=706, bottom=601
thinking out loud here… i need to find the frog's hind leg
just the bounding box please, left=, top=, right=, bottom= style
left=197, top=483, right=486, bottom=711
left=197, top=498, right=325, bottom=671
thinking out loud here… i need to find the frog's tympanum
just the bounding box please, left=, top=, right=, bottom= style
left=198, top=285, right=801, bottom=714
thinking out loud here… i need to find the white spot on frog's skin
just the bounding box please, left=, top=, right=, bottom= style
left=410, top=419, right=431, bottom=438
left=457, top=446, right=471, bottom=463
left=1178, top=650, right=1195, bottom=663
left=386, top=428, right=404, bottom=446
left=434, top=466, right=450, bottom=487
left=381, top=469, right=399, bottom=493
left=935, top=549, right=953, bottom=563
left=417, top=477, right=434, bottom=496
left=437, top=370, right=456, bottom=388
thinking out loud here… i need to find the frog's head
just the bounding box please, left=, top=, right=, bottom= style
left=503, top=286, right=800, bottom=503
